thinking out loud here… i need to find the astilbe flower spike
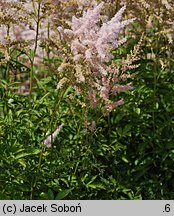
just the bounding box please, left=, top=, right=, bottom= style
left=57, top=2, right=139, bottom=115
left=44, top=124, right=64, bottom=148
left=96, top=5, right=135, bottom=62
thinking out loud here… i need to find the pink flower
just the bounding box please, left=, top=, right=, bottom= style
left=111, top=85, right=133, bottom=95
left=59, top=3, right=134, bottom=66
left=58, top=3, right=136, bottom=114
left=104, top=99, right=124, bottom=114
left=88, top=90, right=97, bottom=108
left=44, top=124, right=64, bottom=148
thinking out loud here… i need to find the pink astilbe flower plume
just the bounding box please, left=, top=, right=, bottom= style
left=44, top=124, right=64, bottom=148
left=96, top=6, right=135, bottom=62
left=57, top=2, right=140, bottom=115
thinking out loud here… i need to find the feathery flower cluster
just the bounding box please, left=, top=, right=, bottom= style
left=0, top=0, right=139, bottom=114
left=0, top=0, right=59, bottom=64
left=76, top=0, right=97, bottom=9
left=122, top=0, right=174, bottom=70
left=58, top=3, right=135, bottom=63
left=44, top=124, right=64, bottom=148
left=0, top=0, right=30, bottom=43
left=57, top=2, right=137, bottom=115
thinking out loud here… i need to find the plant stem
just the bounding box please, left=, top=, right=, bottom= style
left=30, top=0, right=41, bottom=95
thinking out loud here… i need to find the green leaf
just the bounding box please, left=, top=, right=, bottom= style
left=40, top=189, right=54, bottom=200
left=86, top=175, right=97, bottom=186
left=122, top=125, right=131, bottom=136
left=87, top=183, right=106, bottom=190
left=17, top=159, right=26, bottom=169
left=135, top=107, right=141, bottom=115
left=63, top=86, right=73, bottom=98
left=15, top=149, right=41, bottom=159
left=55, top=189, right=72, bottom=200
left=47, top=189, right=54, bottom=200
left=122, top=156, right=129, bottom=163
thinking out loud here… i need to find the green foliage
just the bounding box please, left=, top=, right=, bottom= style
left=0, top=0, right=174, bottom=200
left=1, top=39, right=174, bottom=199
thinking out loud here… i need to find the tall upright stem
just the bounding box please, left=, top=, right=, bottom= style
left=30, top=0, right=41, bottom=94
